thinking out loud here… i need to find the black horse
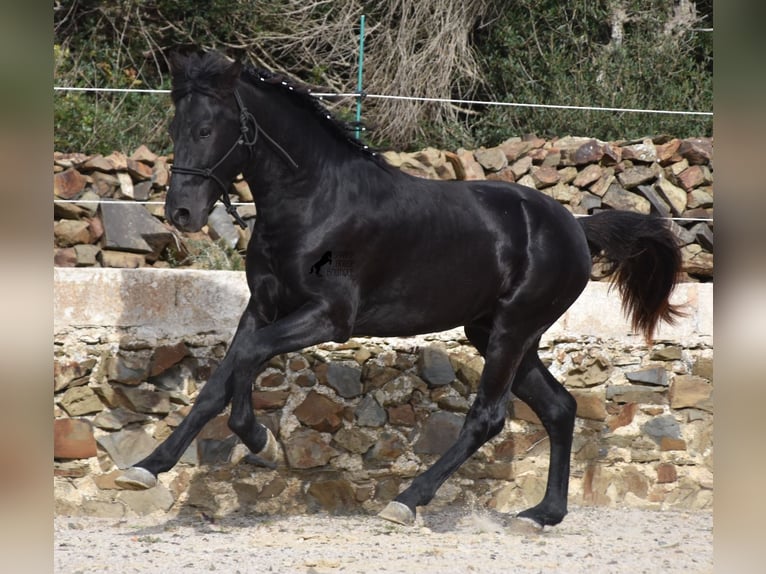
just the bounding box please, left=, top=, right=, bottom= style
left=116, top=51, right=682, bottom=528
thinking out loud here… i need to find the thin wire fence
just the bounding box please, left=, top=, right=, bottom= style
left=53, top=84, right=714, bottom=225
left=53, top=85, right=713, bottom=117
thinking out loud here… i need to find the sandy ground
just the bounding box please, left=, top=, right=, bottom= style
left=54, top=505, right=712, bottom=573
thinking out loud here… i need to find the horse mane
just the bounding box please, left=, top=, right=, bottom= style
left=171, top=50, right=385, bottom=165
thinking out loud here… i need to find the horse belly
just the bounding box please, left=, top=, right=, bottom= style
left=353, top=255, right=501, bottom=337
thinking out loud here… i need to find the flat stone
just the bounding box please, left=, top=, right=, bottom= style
left=650, top=346, right=683, bottom=361
left=333, top=427, right=375, bottom=454
left=456, top=150, right=485, bottom=180
left=601, top=143, right=622, bottom=165
left=413, top=411, right=464, bottom=455
left=355, top=395, right=387, bottom=427
left=453, top=354, right=484, bottom=393
left=152, top=159, right=170, bottom=188
left=379, top=375, right=418, bottom=406
left=106, top=352, right=149, bottom=385
left=606, top=384, right=667, bottom=405
left=656, top=139, right=682, bottom=164
left=96, top=427, right=158, bottom=469
left=307, top=478, right=356, bottom=512
left=573, top=163, right=603, bottom=188
left=642, top=414, right=681, bottom=444
left=59, top=386, right=104, bottom=416
left=387, top=404, right=416, bottom=426
left=54, top=219, right=91, bottom=247
left=607, top=402, right=638, bottom=431
left=509, top=156, right=533, bottom=179
left=207, top=204, right=240, bottom=249
left=293, top=391, right=344, bottom=432
left=678, top=138, right=713, bottom=165
left=589, top=172, right=615, bottom=197
left=149, top=342, right=189, bottom=377
left=691, top=223, right=714, bottom=251
left=89, top=172, right=119, bottom=197
left=251, top=389, right=291, bottom=410
left=119, top=385, right=172, bottom=414
left=566, top=361, right=610, bottom=388
left=636, top=184, right=672, bottom=217
left=655, top=178, right=688, bottom=216
left=54, top=358, right=96, bottom=392
left=677, top=165, right=709, bottom=191
left=499, top=139, right=533, bottom=162
left=580, top=192, right=602, bottom=212
left=530, top=166, right=560, bottom=188
left=130, top=144, right=158, bottom=164
left=92, top=407, right=151, bottom=431
left=127, top=158, right=153, bottom=181
left=474, top=147, right=507, bottom=172
left=54, top=418, right=97, bottom=459
left=626, top=367, right=669, bottom=386
left=418, top=346, right=456, bottom=387
left=100, top=202, right=174, bottom=255
left=670, top=375, right=713, bottom=412
left=118, top=485, right=174, bottom=515
left=54, top=168, right=88, bottom=199
left=602, top=184, right=651, bottom=214
left=81, top=155, right=117, bottom=173
left=617, top=165, right=658, bottom=189
left=687, top=187, right=714, bottom=209
left=692, top=356, right=713, bottom=381
left=323, top=362, right=363, bottom=398
left=365, top=432, right=406, bottom=463
left=74, top=244, right=100, bottom=266
left=98, top=250, right=146, bottom=268
left=656, top=462, right=678, bottom=483
left=284, top=428, right=337, bottom=469
left=573, top=139, right=604, bottom=165
left=621, top=141, right=657, bottom=163
left=571, top=390, right=607, bottom=420
left=362, top=363, right=398, bottom=391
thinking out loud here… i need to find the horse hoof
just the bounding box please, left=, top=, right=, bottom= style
left=377, top=501, right=415, bottom=526
left=256, top=426, right=280, bottom=464
left=115, top=467, right=157, bottom=490
left=511, top=515, right=545, bottom=534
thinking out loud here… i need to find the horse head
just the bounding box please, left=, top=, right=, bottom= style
left=165, top=52, right=249, bottom=232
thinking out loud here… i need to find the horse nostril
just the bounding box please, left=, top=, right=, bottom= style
left=173, top=208, right=191, bottom=227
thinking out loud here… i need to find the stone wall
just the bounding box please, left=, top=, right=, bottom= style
left=53, top=135, right=713, bottom=280
left=53, top=268, right=713, bottom=518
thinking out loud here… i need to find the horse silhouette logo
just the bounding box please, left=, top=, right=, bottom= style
left=309, top=250, right=333, bottom=276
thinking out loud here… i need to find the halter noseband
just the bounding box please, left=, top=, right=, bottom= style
left=170, top=90, right=298, bottom=229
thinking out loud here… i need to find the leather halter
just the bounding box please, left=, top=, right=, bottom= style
left=170, top=90, right=298, bottom=228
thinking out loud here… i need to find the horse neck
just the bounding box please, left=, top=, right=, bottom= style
left=239, top=80, right=366, bottom=207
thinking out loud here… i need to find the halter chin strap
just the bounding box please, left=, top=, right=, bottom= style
left=170, top=90, right=298, bottom=229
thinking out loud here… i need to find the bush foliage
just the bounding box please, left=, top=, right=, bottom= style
left=54, top=0, right=712, bottom=154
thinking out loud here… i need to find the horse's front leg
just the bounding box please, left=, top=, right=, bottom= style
left=116, top=299, right=345, bottom=489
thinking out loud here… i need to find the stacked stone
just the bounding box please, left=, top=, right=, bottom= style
left=54, top=329, right=712, bottom=518
left=53, top=135, right=713, bottom=279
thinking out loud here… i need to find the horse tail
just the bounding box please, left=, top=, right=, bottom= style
left=578, top=211, right=684, bottom=341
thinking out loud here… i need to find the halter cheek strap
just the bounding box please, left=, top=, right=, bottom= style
left=170, top=90, right=298, bottom=229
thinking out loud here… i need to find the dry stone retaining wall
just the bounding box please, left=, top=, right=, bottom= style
left=53, top=135, right=713, bottom=280
left=54, top=268, right=712, bottom=518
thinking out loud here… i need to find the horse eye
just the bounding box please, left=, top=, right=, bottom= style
left=199, top=126, right=212, bottom=139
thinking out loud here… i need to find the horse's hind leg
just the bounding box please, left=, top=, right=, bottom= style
left=379, top=315, right=539, bottom=526
left=512, top=351, right=577, bottom=527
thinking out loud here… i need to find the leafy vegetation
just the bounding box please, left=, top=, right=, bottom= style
left=54, top=0, right=712, bottom=154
